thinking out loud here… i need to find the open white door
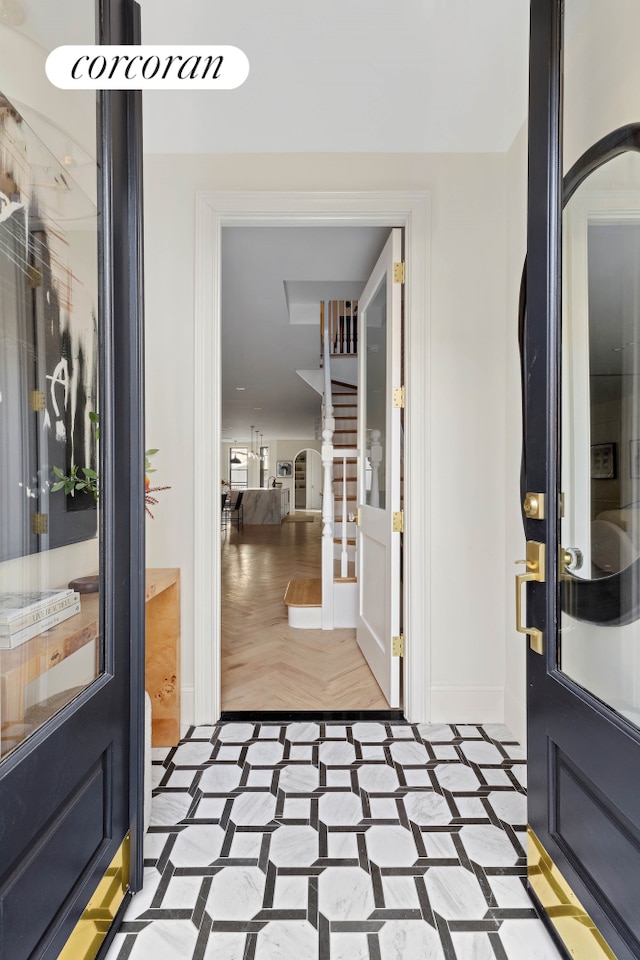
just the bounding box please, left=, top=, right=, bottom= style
left=357, top=229, right=403, bottom=707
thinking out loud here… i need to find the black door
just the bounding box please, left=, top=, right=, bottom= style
left=522, top=3, right=640, bottom=959
left=0, top=2, right=145, bottom=958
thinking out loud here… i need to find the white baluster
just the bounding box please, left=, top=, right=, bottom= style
left=369, top=429, right=382, bottom=509
left=348, top=301, right=355, bottom=355
left=341, top=455, right=349, bottom=578
left=321, top=426, right=335, bottom=629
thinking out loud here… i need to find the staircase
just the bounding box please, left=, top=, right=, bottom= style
left=331, top=380, right=358, bottom=571
left=284, top=303, right=360, bottom=630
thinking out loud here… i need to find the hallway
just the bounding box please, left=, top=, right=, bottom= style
left=220, top=515, right=388, bottom=711
left=104, top=720, right=563, bottom=960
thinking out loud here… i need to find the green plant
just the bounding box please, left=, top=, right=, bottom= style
left=51, top=413, right=166, bottom=514
left=51, top=463, right=99, bottom=500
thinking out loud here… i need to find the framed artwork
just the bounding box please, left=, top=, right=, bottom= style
left=276, top=460, right=293, bottom=478
left=630, top=440, right=640, bottom=479
left=590, top=442, right=616, bottom=480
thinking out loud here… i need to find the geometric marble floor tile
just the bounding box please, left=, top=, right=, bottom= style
left=103, top=721, right=566, bottom=960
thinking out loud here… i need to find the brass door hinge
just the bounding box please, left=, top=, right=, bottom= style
left=355, top=508, right=361, bottom=526
left=27, top=265, right=42, bottom=288
left=392, top=635, right=404, bottom=657
left=32, top=513, right=48, bottom=535
left=393, top=511, right=404, bottom=533
left=393, top=386, right=405, bottom=408
left=393, top=261, right=405, bottom=284
left=30, top=390, right=45, bottom=412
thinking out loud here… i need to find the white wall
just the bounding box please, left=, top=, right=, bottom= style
left=563, top=0, right=640, bottom=174
left=504, top=122, right=528, bottom=745
left=143, top=152, right=510, bottom=726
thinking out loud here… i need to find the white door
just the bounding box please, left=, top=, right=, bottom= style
left=357, top=229, right=403, bottom=706
left=307, top=449, right=322, bottom=510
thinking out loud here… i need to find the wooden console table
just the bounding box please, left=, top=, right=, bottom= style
left=144, top=568, right=180, bottom=746
left=0, top=568, right=180, bottom=756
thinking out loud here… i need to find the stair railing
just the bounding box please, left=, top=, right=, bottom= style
left=321, top=310, right=335, bottom=629
left=320, top=299, right=358, bottom=361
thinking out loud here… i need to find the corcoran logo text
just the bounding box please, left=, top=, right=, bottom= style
left=46, top=45, right=249, bottom=90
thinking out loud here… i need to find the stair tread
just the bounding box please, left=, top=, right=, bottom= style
left=334, top=538, right=357, bottom=545
left=284, top=578, right=322, bottom=608
left=334, top=577, right=357, bottom=584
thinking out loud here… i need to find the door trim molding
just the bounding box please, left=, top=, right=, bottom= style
left=193, top=191, right=431, bottom=724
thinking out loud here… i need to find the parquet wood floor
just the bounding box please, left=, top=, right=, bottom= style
left=220, top=514, right=389, bottom=710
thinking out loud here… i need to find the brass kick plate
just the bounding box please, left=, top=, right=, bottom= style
left=58, top=833, right=130, bottom=960
left=528, top=828, right=618, bottom=960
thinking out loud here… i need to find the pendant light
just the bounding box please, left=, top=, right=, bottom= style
left=248, top=425, right=256, bottom=460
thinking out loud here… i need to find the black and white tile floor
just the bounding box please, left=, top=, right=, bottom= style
left=104, top=721, right=565, bottom=960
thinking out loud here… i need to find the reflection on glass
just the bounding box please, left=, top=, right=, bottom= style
left=365, top=279, right=386, bottom=509
left=561, top=151, right=640, bottom=726
left=0, top=6, right=100, bottom=759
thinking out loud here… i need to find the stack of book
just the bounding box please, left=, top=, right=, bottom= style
left=0, top=589, right=82, bottom=650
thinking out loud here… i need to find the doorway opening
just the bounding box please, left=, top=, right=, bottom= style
left=219, top=224, right=392, bottom=712
left=193, top=191, right=431, bottom=725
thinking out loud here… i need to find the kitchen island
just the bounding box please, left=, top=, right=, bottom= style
left=241, top=487, right=290, bottom=524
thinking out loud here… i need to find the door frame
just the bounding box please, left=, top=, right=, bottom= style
left=193, top=191, right=431, bottom=723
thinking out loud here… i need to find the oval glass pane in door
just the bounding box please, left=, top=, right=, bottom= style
left=0, top=1, right=102, bottom=759
left=561, top=149, right=640, bottom=724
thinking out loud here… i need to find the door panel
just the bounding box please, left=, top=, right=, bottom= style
left=0, top=2, right=144, bottom=957
left=357, top=229, right=402, bottom=707
left=524, top=4, right=640, bottom=959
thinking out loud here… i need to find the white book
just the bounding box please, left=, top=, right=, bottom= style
left=0, top=592, right=81, bottom=636
left=0, top=589, right=74, bottom=627
left=0, top=600, right=82, bottom=650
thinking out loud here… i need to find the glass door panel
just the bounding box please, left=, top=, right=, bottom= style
left=561, top=149, right=640, bottom=726
left=0, top=0, right=101, bottom=758
left=364, top=278, right=387, bottom=508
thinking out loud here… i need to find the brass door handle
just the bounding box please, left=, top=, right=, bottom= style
left=515, top=541, right=546, bottom=655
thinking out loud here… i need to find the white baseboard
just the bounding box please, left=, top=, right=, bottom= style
left=504, top=688, right=526, bottom=747
left=181, top=684, right=196, bottom=731
left=430, top=685, right=504, bottom=723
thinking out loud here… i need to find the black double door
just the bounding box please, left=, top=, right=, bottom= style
left=523, top=3, right=640, bottom=959
left=0, top=2, right=145, bottom=958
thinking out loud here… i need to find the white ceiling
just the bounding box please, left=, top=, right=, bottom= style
left=137, top=0, right=529, bottom=155
left=140, top=2, right=530, bottom=442
left=221, top=226, right=388, bottom=441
